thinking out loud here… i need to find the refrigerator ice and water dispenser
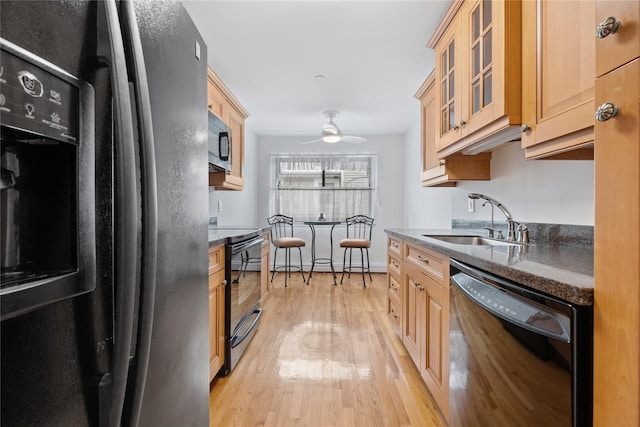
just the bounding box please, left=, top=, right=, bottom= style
left=0, top=39, right=96, bottom=319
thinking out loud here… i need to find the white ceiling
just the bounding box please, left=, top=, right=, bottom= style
left=182, top=1, right=450, bottom=139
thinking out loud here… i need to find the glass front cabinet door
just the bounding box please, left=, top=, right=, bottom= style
left=430, top=0, right=521, bottom=157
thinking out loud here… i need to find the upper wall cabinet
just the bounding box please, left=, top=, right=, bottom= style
left=595, top=1, right=640, bottom=78
left=520, top=0, right=596, bottom=160
left=427, top=0, right=522, bottom=158
left=415, top=71, right=490, bottom=187
left=207, top=67, right=249, bottom=191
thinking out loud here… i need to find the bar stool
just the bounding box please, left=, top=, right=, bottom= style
left=340, top=215, right=374, bottom=287
left=267, top=215, right=306, bottom=287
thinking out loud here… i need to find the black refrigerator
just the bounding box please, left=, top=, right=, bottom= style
left=0, top=1, right=210, bottom=426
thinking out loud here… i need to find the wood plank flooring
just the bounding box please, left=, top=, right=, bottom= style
left=210, top=272, right=446, bottom=427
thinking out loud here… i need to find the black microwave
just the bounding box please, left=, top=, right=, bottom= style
left=208, top=110, right=231, bottom=172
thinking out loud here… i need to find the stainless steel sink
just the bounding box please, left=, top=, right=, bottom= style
left=422, top=234, right=524, bottom=246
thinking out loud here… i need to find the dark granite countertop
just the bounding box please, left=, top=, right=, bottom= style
left=385, top=228, right=594, bottom=306
left=208, top=225, right=271, bottom=246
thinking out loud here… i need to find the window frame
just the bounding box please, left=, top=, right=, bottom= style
left=269, top=153, right=378, bottom=222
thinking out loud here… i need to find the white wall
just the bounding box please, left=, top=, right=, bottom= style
left=403, top=120, right=453, bottom=228
left=256, top=134, right=405, bottom=272
left=208, top=128, right=258, bottom=226
left=452, top=142, right=595, bottom=225
left=403, top=134, right=595, bottom=228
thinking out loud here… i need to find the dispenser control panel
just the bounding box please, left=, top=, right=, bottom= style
left=0, top=43, right=79, bottom=144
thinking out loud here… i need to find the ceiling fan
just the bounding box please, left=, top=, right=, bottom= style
left=300, top=110, right=367, bottom=145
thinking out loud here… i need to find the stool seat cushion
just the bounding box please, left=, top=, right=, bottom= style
left=273, top=237, right=306, bottom=248
left=339, top=238, right=371, bottom=248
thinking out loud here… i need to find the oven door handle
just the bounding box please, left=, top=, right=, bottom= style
left=231, top=237, right=264, bottom=255
left=230, top=307, right=263, bottom=348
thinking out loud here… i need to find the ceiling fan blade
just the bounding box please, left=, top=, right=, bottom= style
left=300, top=138, right=322, bottom=145
left=341, top=135, right=366, bottom=143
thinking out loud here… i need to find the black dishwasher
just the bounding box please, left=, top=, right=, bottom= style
left=449, top=259, right=593, bottom=427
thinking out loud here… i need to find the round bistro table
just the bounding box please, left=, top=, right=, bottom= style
left=303, top=220, right=341, bottom=285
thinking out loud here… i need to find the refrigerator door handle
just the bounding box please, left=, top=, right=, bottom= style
left=99, top=2, right=139, bottom=427
left=119, top=1, right=159, bottom=425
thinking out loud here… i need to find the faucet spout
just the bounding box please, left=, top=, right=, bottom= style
left=468, top=193, right=513, bottom=221
left=467, top=193, right=518, bottom=241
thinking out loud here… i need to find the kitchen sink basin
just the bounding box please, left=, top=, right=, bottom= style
left=422, top=234, right=525, bottom=246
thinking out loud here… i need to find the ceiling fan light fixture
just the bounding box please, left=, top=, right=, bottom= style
left=299, top=110, right=366, bottom=145
left=322, top=134, right=341, bottom=143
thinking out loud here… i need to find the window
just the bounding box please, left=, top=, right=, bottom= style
left=269, top=154, right=378, bottom=221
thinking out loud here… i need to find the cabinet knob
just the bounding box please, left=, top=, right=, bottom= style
left=453, top=124, right=459, bottom=131
left=439, top=160, right=445, bottom=166
left=596, top=17, right=620, bottom=38
left=521, top=124, right=531, bottom=133
left=595, top=102, right=620, bottom=122
left=208, top=104, right=213, bottom=109
left=460, top=120, right=467, bottom=128
left=417, top=255, right=429, bottom=264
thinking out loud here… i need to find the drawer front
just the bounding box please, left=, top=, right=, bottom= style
left=208, top=266, right=226, bottom=292
left=208, top=245, right=225, bottom=275
left=388, top=272, right=401, bottom=302
left=387, top=253, right=402, bottom=278
left=388, top=236, right=402, bottom=256
left=405, top=243, right=447, bottom=284
left=388, top=296, right=401, bottom=334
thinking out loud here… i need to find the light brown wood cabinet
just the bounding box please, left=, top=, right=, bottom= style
left=520, top=0, right=596, bottom=160
left=207, top=71, right=225, bottom=120
left=207, top=67, right=249, bottom=191
left=403, top=262, right=421, bottom=364
left=208, top=244, right=225, bottom=382
left=420, top=267, right=448, bottom=419
left=427, top=0, right=521, bottom=158
left=387, top=237, right=403, bottom=335
left=593, top=1, right=639, bottom=423
left=397, top=240, right=450, bottom=419
left=594, top=2, right=640, bottom=78
left=416, top=70, right=491, bottom=187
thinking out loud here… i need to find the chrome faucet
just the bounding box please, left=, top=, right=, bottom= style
left=468, top=193, right=519, bottom=241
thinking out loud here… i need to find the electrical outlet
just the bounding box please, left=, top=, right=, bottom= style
left=218, top=200, right=223, bottom=212
left=468, top=198, right=475, bottom=213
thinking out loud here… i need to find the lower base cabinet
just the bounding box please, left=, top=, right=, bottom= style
left=389, top=236, right=450, bottom=420
left=209, top=245, right=225, bottom=382
left=387, top=237, right=403, bottom=335
left=388, top=273, right=402, bottom=334
left=419, top=268, right=449, bottom=418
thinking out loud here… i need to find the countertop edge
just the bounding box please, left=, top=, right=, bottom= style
left=385, top=228, right=594, bottom=306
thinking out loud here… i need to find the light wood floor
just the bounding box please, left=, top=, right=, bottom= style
left=209, top=272, right=446, bottom=427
